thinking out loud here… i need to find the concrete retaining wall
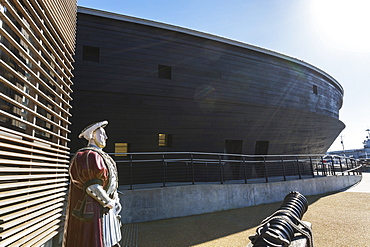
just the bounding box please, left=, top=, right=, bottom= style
left=119, top=175, right=361, bottom=223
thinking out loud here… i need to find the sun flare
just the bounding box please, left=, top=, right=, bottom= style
left=311, top=0, right=370, bottom=52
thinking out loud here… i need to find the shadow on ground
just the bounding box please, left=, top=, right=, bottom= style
left=123, top=173, right=369, bottom=247
left=127, top=191, right=341, bottom=247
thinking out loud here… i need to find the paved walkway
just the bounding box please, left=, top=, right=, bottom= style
left=122, top=173, right=370, bottom=247
left=342, top=171, right=370, bottom=193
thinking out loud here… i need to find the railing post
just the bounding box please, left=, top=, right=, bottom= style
left=345, top=157, right=350, bottom=175
left=296, top=156, right=302, bottom=179
left=263, top=156, right=268, bottom=183
left=242, top=156, right=247, bottom=184
left=219, top=155, right=224, bottom=184
left=330, top=156, right=335, bottom=175
left=281, top=157, right=286, bottom=181
left=309, top=156, right=315, bottom=178
left=316, top=156, right=320, bottom=176
left=129, top=154, right=133, bottom=190
left=185, top=161, right=189, bottom=183
left=339, top=157, right=344, bottom=175
left=354, top=159, right=361, bottom=175
left=191, top=153, right=195, bottom=185
left=162, top=153, right=166, bottom=187
left=358, top=160, right=362, bottom=175
left=350, top=159, right=356, bottom=175
left=359, top=160, right=363, bottom=175
left=205, top=162, right=209, bottom=183
left=321, top=156, right=326, bottom=176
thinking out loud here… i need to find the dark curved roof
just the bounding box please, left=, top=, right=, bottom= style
left=78, top=6, right=343, bottom=95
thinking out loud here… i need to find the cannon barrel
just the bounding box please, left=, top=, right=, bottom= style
left=249, top=191, right=310, bottom=247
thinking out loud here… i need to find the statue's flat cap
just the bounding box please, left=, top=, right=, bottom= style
left=78, top=120, right=108, bottom=140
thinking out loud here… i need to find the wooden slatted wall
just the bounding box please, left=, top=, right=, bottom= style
left=0, top=0, right=76, bottom=246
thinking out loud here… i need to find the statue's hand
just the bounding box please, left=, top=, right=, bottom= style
left=115, top=200, right=122, bottom=214
left=106, top=200, right=115, bottom=209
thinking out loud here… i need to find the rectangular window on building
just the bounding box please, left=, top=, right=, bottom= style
left=83, top=45, right=100, bottom=62
left=115, top=143, right=129, bottom=156
left=313, top=85, right=318, bottom=95
left=158, top=133, right=172, bottom=147
left=158, top=65, right=172, bottom=79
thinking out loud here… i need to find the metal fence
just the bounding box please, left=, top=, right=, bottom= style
left=110, top=152, right=362, bottom=190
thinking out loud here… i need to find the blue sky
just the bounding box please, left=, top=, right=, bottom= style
left=77, top=0, right=370, bottom=152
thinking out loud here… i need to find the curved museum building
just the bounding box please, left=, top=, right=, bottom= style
left=70, top=7, right=345, bottom=156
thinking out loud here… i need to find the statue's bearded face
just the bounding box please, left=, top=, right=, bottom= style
left=93, top=127, right=108, bottom=148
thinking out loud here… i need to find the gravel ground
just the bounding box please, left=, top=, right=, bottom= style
left=123, top=173, right=370, bottom=247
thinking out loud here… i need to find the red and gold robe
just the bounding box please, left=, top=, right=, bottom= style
left=63, top=147, right=120, bottom=247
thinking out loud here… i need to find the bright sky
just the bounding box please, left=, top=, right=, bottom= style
left=77, top=0, right=370, bottom=152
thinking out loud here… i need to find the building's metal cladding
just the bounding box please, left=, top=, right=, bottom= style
left=0, top=0, right=76, bottom=246
left=71, top=7, right=344, bottom=156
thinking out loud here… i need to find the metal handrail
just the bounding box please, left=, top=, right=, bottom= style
left=106, top=152, right=362, bottom=190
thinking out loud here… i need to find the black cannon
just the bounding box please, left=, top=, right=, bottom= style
left=249, top=191, right=313, bottom=247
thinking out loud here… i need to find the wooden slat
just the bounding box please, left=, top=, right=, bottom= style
left=0, top=182, right=68, bottom=198
left=0, top=174, right=68, bottom=181
left=0, top=212, right=61, bottom=246
left=0, top=192, right=66, bottom=216
left=0, top=159, right=69, bottom=168
left=0, top=198, right=65, bottom=223
left=0, top=203, right=63, bottom=233
left=0, top=132, right=70, bottom=155
left=0, top=188, right=67, bottom=207
left=0, top=92, right=71, bottom=135
left=0, top=126, right=69, bottom=151
left=0, top=167, right=68, bottom=173
left=0, top=150, right=69, bottom=163
left=21, top=224, right=60, bottom=247
left=0, top=74, right=71, bottom=125
left=4, top=0, right=75, bottom=77
left=0, top=108, right=69, bottom=142
left=0, top=45, right=72, bottom=116
left=0, top=141, right=69, bottom=159
left=0, top=178, right=67, bottom=190
left=35, top=0, right=76, bottom=56
left=0, top=12, right=73, bottom=98
left=9, top=221, right=60, bottom=247
left=25, top=1, right=74, bottom=64
left=0, top=42, right=71, bottom=115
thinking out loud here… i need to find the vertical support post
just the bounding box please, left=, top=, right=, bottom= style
left=354, top=159, right=361, bottom=175
left=330, top=156, right=335, bottom=175
left=191, top=153, right=195, bottom=185
left=339, top=157, right=344, bottom=175
left=129, top=154, right=133, bottom=190
left=309, top=156, right=315, bottom=178
left=281, top=157, right=286, bottom=181
left=321, top=156, right=326, bottom=176
left=243, top=156, right=247, bottom=184
left=162, top=153, right=166, bottom=187
left=219, top=155, right=224, bottom=184
left=350, top=159, right=355, bottom=175
left=185, top=162, right=189, bottom=183
left=316, top=156, right=320, bottom=176
left=296, top=156, right=302, bottom=179
left=345, top=158, right=350, bottom=175
left=205, top=163, right=209, bottom=183
left=359, top=160, right=362, bottom=175
left=263, top=156, right=268, bottom=183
